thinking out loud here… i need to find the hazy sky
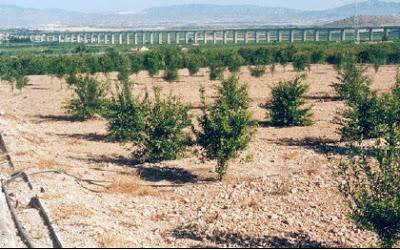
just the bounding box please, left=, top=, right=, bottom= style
left=0, top=0, right=397, bottom=13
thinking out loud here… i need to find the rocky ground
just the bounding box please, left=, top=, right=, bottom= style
left=0, top=64, right=396, bottom=248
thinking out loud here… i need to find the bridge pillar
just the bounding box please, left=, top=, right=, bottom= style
left=149, top=33, right=154, bottom=45
left=328, top=30, right=333, bottom=41
left=185, top=32, right=190, bottom=44
left=167, top=33, right=171, bottom=44
left=158, top=32, right=163, bottom=45
left=266, top=31, right=271, bottom=43
left=223, top=31, right=228, bottom=45
left=233, top=30, right=238, bottom=44
left=290, top=30, right=295, bottom=43
left=384, top=28, right=389, bottom=40
left=142, top=32, right=146, bottom=45
left=175, top=32, right=180, bottom=44
left=134, top=33, right=138, bottom=45
left=245, top=31, right=249, bottom=44
left=58, top=34, right=62, bottom=43
left=341, top=29, right=346, bottom=41
left=302, top=30, right=307, bottom=42
left=355, top=28, right=360, bottom=42
left=105, top=34, right=109, bottom=44
left=369, top=28, right=374, bottom=41
left=111, top=34, right=115, bottom=44
left=118, top=33, right=122, bottom=44
left=278, top=30, right=282, bottom=42
left=194, top=32, right=198, bottom=44
left=255, top=31, right=260, bottom=43
left=203, top=31, right=207, bottom=44
left=83, top=33, right=88, bottom=43
left=126, top=33, right=130, bottom=45
left=213, top=31, right=217, bottom=44
left=314, top=30, right=320, bottom=42
left=97, top=34, right=101, bottom=44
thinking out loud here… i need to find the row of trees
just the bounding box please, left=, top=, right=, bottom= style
left=1, top=42, right=400, bottom=90
left=66, top=75, right=256, bottom=181
left=65, top=62, right=400, bottom=247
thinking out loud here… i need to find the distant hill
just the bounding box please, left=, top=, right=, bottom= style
left=324, top=15, right=400, bottom=28
left=1, top=0, right=400, bottom=29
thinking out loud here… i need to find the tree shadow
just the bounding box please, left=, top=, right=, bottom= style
left=34, top=114, right=78, bottom=123
left=258, top=120, right=274, bottom=128
left=172, top=224, right=330, bottom=248
left=270, top=137, right=375, bottom=157
left=303, top=95, right=341, bottom=102
left=56, top=133, right=107, bottom=142
left=71, top=155, right=198, bottom=184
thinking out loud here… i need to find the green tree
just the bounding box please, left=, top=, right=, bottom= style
left=136, top=87, right=192, bottom=163
left=144, top=50, right=165, bottom=77
left=66, top=76, right=108, bottom=120
left=269, top=75, right=313, bottom=127
left=103, top=82, right=147, bottom=142
left=292, top=52, right=311, bottom=72
left=338, top=126, right=400, bottom=248
left=197, top=76, right=256, bottom=180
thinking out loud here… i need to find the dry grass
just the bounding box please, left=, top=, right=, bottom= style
left=39, top=192, right=65, bottom=201
left=69, top=139, right=83, bottom=146
left=97, top=232, right=131, bottom=248
left=53, top=203, right=94, bottom=221
left=271, top=175, right=292, bottom=196
left=36, top=158, right=60, bottom=169
left=239, top=197, right=262, bottom=210
left=107, top=173, right=159, bottom=196
left=281, top=151, right=300, bottom=161
left=21, top=131, right=44, bottom=145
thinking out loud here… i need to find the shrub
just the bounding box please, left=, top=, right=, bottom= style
left=249, top=65, right=266, bottom=78
left=269, top=75, right=313, bottom=127
left=338, top=126, right=400, bottom=248
left=334, top=63, right=372, bottom=104
left=66, top=76, right=108, bottom=120
left=163, top=69, right=179, bottom=83
left=197, top=76, right=256, bottom=180
left=163, top=48, right=183, bottom=82
left=292, top=52, right=311, bottom=72
left=136, top=87, right=192, bottom=163
left=209, top=65, right=225, bottom=80
left=103, top=82, right=147, bottom=142
left=335, top=63, right=383, bottom=140
left=310, top=49, right=324, bottom=64
left=226, top=51, right=245, bottom=73
left=144, top=50, right=165, bottom=77
left=66, top=73, right=79, bottom=86
left=15, top=74, right=29, bottom=91
left=185, top=53, right=203, bottom=76
left=340, top=96, right=382, bottom=141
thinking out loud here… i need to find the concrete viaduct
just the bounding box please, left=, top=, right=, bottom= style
left=1, top=27, right=399, bottom=45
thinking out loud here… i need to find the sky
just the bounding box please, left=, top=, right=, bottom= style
left=0, top=0, right=397, bottom=13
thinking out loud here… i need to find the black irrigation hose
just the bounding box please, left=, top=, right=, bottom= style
left=30, top=196, right=63, bottom=248
left=0, top=134, right=14, bottom=168
left=1, top=182, right=35, bottom=248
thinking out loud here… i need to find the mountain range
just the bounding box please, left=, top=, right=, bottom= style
left=1, top=0, right=400, bottom=30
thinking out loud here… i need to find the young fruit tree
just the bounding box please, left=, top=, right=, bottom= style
left=268, top=75, right=313, bottom=127
left=337, top=126, right=400, bottom=248
left=103, top=81, right=147, bottom=142
left=66, top=76, right=108, bottom=120
left=197, top=76, right=257, bottom=181
left=135, top=87, right=192, bottom=163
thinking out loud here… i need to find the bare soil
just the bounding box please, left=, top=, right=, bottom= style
left=0, top=64, right=397, bottom=248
